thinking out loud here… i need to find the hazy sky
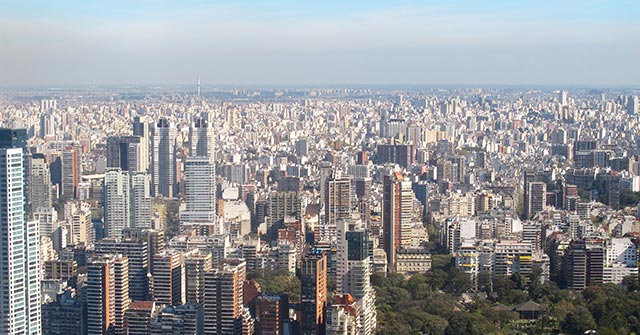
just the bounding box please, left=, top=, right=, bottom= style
left=1, top=0, right=639, bottom=87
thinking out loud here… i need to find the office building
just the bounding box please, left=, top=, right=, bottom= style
left=190, top=116, right=215, bottom=160
left=152, top=118, right=176, bottom=198
left=180, top=157, right=216, bottom=225
left=376, top=143, right=414, bottom=168
left=106, top=136, right=143, bottom=172
left=335, top=220, right=377, bottom=335
left=133, top=116, right=151, bottom=173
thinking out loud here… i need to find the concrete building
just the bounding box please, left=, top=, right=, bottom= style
left=382, top=172, right=414, bottom=271
left=41, top=289, right=87, bottom=335
left=301, top=251, right=328, bottom=335
left=96, top=238, right=150, bottom=301
left=203, top=259, right=247, bottom=335
left=152, top=118, right=177, bottom=198
left=180, top=157, right=216, bottom=225
left=152, top=250, right=185, bottom=306
left=86, top=255, right=130, bottom=335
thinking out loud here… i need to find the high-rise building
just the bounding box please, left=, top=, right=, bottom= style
left=68, top=201, right=94, bottom=246
left=203, top=259, right=247, bottom=335
left=190, top=116, right=215, bottom=161
left=184, top=250, right=213, bottom=305
left=27, top=153, right=52, bottom=215
left=255, top=294, right=288, bottom=335
left=125, top=301, right=158, bottom=335
left=34, top=206, right=58, bottom=239
left=152, top=250, right=185, bottom=306
left=301, top=251, right=327, bottom=335
left=180, top=157, right=216, bottom=225
left=559, top=90, right=568, bottom=106
left=335, top=220, right=377, bottom=335
left=526, top=182, right=547, bottom=219
left=96, top=237, right=150, bottom=301
left=268, top=191, right=301, bottom=226
left=41, top=289, right=87, bottom=335
left=86, top=255, right=130, bottom=335
left=132, top=116, right=151, bottom=173
left=104, top=169, right=131, bottom=238
left=130, top=172, right=152, bottom=229
left=150, top=303, right=204, bottom=335
left=113, top=256, right=131, bottom=335
left=0, top=128, right=41, bottom=335
left=627, top=95, right=638, bottom=115
left=106, top=136, right=143, bottom=172
left=382, top=172, right=413, bottom=271
left=324, top=176, right=353, bottom=227
left=375, top=143, right=414, bottom=168
left=61, top=145, right=81, bottom=199
left=152, top=118, right=176, bottom=198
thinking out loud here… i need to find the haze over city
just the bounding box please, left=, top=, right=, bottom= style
left=3, top=1, right=640, bottom=335
left=2, top=0, right=639, bottom=87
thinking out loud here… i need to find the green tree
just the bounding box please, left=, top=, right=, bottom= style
left=561, top=306, right=597, bottom=335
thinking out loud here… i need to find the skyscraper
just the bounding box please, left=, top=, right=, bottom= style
left=180, top=157, right=216, bottom=225
left=96, top=237, right=150, bottom=301
left=104, top=169, right=131, bottom=238
left=61, top=145, right=81, bottom=199
left=335, top=220, right=377, bottom=335
left=132, top=116, right=151, bottom=173
left=559, top=90, right=568, bottom=106
left=301, top=250, right=327, bottom=335
left=130, top=172, right=152, bottom=229
left=152, top=118, right=176, bottom=198
left=27, top=152, right=52, bottom=215
left=184, top=250, right=213, bottom=305
left=0, top=128, right=41, bottom=334
left=203, top=259, right=247, bottom=335
left=382, top=172, right=413, bottom=272
left=190, top=116, right=215, bottom=160
left=527, top=181, right=547, bottom=219
left=627, top=95, right=638, bottom=115
left=106, top=136, right=143, bottom=172
left=86, top=255, right=130, bottom=335
left=152, top=250, right=185, bottom=306
left=324, top=176, right=353, bottom=227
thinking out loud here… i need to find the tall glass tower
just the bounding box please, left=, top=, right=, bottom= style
left=0, top=128, right=41, bottom=334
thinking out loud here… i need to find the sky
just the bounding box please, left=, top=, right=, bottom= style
left=1, top=0, right=639, bottom=87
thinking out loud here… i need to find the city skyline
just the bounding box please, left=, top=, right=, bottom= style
left=1, top=0, right=639, bottom=87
